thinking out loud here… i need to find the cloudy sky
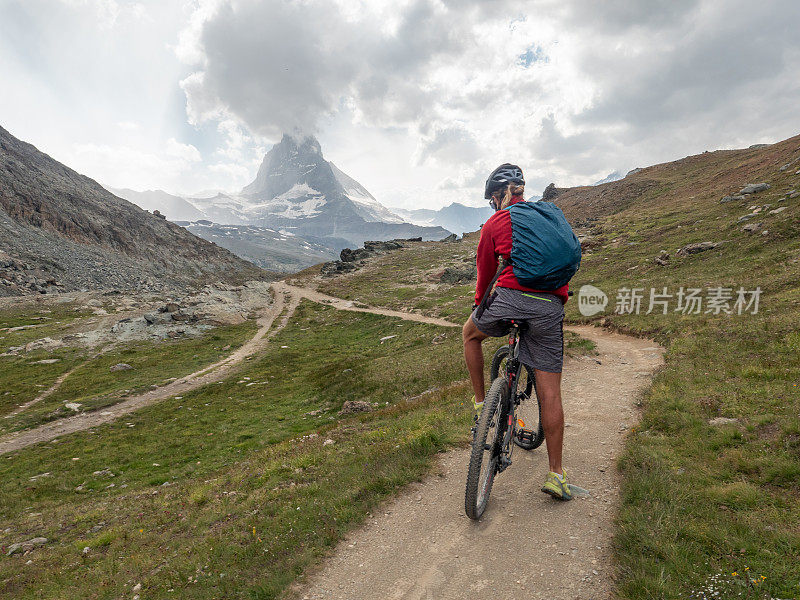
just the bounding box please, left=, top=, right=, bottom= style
left=1, top=0, right=798, bottom=209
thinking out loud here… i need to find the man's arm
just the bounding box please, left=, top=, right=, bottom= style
left=474, top=220, right=498, bottom=305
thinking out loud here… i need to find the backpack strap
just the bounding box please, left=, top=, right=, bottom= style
left=475, top=257, right=509, bottom=319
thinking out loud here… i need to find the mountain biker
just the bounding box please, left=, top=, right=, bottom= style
left=462, top=163, right=572, bottom=500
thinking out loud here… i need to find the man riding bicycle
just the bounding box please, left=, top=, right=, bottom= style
left=462, top=163, right=573, bottom=500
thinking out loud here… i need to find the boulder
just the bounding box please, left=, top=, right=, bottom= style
left=654, top=250, right=670, bottom=266
left=340, top=247, right=371, bottom=262
left=742, top=222, right=763, bottom=233
left=170, top=308, right=198, bottom=322
left=769, top=206, right=788, bottom=215
left=6, top=537, right=48, bottom=556
left=440, top=266, right=477, bottom=284
left=737, top=213, right=758, bottom=223
left=720, top=194, right=745, bottom=203
left=363, top=240, right=402, bottom=253
left=109, top=363, right=133, bottom=372
left=441, top=233, right=458, bottom=243
left=542, top=183, right=560, bottom=201
left=338, top=400, right=374, bottom=416
left=321, top=261, right=357, bottom=276
left=152, top=210, right=166, bottom=219
left=709, top=417, right=739, bottom=426
left=143, top=311, right=172, bottom=325
left=740, top=183, right=770, bottom=194
left=676, top=242, right=718, bottom=256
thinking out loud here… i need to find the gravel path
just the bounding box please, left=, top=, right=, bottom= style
left=292, top=325, right=664, bottom=600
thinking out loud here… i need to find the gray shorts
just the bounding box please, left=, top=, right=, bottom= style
left=471, top=286, right=565, bottom=373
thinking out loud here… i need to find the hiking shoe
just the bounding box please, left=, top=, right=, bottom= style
left=470, top=396, right=483, bottom=437
left=541, top=469, right=572, bottom=501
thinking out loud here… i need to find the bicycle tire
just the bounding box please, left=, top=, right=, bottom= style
left=490, top=345, right=545, bottom=450
left=465, top=377, right=508, bottom=520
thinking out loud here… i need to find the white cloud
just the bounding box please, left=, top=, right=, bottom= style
left=1, top=0, right=799, bottom=209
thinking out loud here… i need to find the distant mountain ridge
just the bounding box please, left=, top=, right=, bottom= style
left=392, top=202, right=493, bottom=236
left=107, top=187, right=206, bottom=222
left=0, top=125, right=265, bottom=295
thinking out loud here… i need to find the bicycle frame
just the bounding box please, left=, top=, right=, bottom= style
left=495, top=320, right=525, bottom=473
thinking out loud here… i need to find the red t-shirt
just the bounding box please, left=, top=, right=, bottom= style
left=474, top=197, right=570, bottom=305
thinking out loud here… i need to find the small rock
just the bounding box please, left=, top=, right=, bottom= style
left=82, top=546, right=90, bottom=555
left=133, top=583, right=142, bottom=593
left=740, top=183, right=770, bottom=194
left=30, top=358, right=60, bottom=364
left=742, top=222, right=763, bottom=233
left=737, top=213, right=758, bottom=223
left=768, top=206, right=787, bottom=215
left=338, top=400, right=374, bottom=416
left=143, top=312, right=172, bottom=325
left=441, top=233, right=458, bottom=243
left=676, top=241, right=718, bottom=256
left=654, top=250, right=669, bottom=266
left=761, top=230, right=769, bottom=236
left=440, top=266, right=477, bottom=284
left=64, top=402, right=82, bottom=412
left=709, top=417, right=739, bottom=426
left=379, top=335, right=397, bottom=343
left=109, top=363, right=133, bottom=372
left=719, top=194, right=744, bottom=203
left=323, top=438, right=335, bottom=446
left=92, top=468, right=114, bottom=477
left=6, top=537, right=48, bottom=556
left=431, top=333, right=447, bottom=344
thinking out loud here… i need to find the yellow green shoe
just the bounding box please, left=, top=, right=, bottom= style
left=541, top=469, right=572, bottom=501
left=472, top=395, right=484, bottom=412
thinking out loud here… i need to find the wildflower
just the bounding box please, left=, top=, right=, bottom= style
left=732, top=572, right=738, bottom=576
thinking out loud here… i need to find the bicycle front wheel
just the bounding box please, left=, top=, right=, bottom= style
left=490, top=345, right=544, bottom=450
left=465, top=377, right=509, bottom=520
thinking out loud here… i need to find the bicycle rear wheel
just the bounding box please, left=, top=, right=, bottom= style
left=490, top=345, right=544, bottom=450
left=465, top=377, right=509, bottom=520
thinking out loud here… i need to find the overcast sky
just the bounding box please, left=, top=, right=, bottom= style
left=1, top=0, right=798, bottom=209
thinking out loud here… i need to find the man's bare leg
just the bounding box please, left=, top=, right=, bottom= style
left=534, top=369, right=564, bottom=474
left=462, top=317, right=489, bottom=403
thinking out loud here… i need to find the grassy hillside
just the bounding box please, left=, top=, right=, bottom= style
left=559, top=136, right=800, bottom=599
left=304, top=134, right=800, bottom=598
left=0, top=301, right=474, bottom=598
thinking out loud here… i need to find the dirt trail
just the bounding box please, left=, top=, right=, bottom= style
left=273, top=282, right=460, bottom=328
left=0, top=287, right=295, bottom=455
left=294, top=325, right=664, bottom=600
left=0, top=282, right=456, bottom=455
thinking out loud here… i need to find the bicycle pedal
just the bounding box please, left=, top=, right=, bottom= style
left=516, top=428, right=535, bottom=443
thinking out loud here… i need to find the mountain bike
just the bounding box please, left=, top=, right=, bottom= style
left=464, top=319, right=545, bottom=520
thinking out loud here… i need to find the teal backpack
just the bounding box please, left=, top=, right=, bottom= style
left=507, top=201, right=581, bottom=290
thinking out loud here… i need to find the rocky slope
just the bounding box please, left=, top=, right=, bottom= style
left=0, top=126, right=265, bottom=296
left=178, top=220, right=336, bottom=272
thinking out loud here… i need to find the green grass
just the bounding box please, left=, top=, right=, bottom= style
left=0, top=300, right=93, bottom=353
left=0, top=321, right=258, bottom=435
left=0, top=301, right=473, bottom=599
left=562, top=147, right=800, bottom=598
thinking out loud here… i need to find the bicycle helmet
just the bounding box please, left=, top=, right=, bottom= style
left=484, top=163, right=524, bottom=199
